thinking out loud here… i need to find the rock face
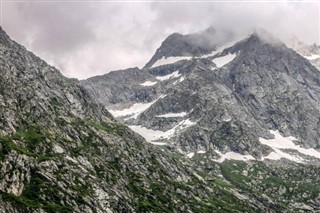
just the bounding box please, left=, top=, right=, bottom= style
left=83, top=29, right=320, bottom=163
left=0, top=27, right=264, bottom=212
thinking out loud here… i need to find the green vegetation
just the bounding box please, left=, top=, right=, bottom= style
left=218, top=160, right=320, bottom=208
left=1, top=172, right=73, bottom=213
left=1, top=118, right=318, bottom=212
left=0, top=126, right=61, bottom=161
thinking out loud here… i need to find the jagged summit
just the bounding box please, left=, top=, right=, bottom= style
left=250, top=28, right=284, bottom=45
left=144, top=28, right=291, bottom=70
left=144, top=26, right=234, bottom=68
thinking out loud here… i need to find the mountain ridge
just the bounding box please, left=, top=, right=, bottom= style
left=83, top=29, right=320, bottom=162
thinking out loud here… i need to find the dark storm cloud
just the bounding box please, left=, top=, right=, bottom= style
left=1, top=1, right=319, bottom=79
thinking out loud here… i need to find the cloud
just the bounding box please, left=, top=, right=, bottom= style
left=2, top=1, right=319, bottom=79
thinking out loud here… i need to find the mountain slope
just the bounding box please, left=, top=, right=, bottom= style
left=83, top=30, right=320, bottom=163
left=0, top=27, right=264, bottom=213
left=82, top=29, right=320, bottom=211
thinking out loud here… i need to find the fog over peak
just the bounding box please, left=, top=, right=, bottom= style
left=2, top=1, right=319, bottom=79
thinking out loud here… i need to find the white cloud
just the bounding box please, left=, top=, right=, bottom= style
left=1, top=1, right=319, bottom=79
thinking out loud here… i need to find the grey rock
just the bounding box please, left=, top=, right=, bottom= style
left=0, top=26, right=266, bottom=213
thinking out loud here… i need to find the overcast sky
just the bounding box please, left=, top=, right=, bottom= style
left=1, top=1, right=319, bottom=79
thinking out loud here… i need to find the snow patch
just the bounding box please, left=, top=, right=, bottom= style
left=261, top=149, right=303, bottom=163
left=212, top=150, right=255, bottom=163
left=129, top=118, right=196, bottom=143
left=129, top=125, right=171, bottom=142
left=156, top=71, right=181, bottom=81
left=200, top=36, right=245, bottom=58
left=140, top=81, right=157, bottom=87
left=197, top=150, right=206, bottom=154
left=212, top=53, right=237, bottom=68
left=109, top=95, right=166, bottom=119
left=304, top=55, right=320, bottom=60
left=152, top=56, right=191, bottom=68
left=259, top=130, right=320, bottom=162
left=150, top=142, right=168, bottom=146
left=156, top=112, right=187, bottom=118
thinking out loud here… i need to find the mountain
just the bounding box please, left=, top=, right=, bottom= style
left=83, top=29, right=320, bottom=162
left=1, top=24, right=320, bottom=212
left=82, top=28, right=320, bottom=211
left=0, top=27, right=266, bottom=212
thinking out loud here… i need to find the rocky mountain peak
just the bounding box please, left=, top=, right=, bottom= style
left=251, top=28, right=283, bottom=44
left=231, top=29, right=286, bottom=54
left=144, top=26, right=234, bottom=68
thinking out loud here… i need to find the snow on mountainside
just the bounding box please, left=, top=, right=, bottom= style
left=144, top=27, right=234, bottom=68
left=82, top=29, right=320, bottom=165
left=151, top=56, right=192, bottom=68
left=212, top=53, right=237, bottom=68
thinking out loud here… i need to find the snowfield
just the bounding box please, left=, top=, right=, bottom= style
left=156, top=112, right=187, bottom=118
left=259, top=130, right=320, bottom=162
left=152, top=56, right=191, bottom=68
left=129, top=119, right=196, bottom=143
left=304, top=54, right=320, bottom=60
left=212, top=150, right=255, bottom=163
left=108, top=95, right=166, bottom=119
left=212, top=53, right=237, bottom=68
left=140, top=81, right=157, bottom=87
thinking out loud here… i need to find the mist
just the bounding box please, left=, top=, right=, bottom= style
left=1, top=1, right=319, bottom=79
